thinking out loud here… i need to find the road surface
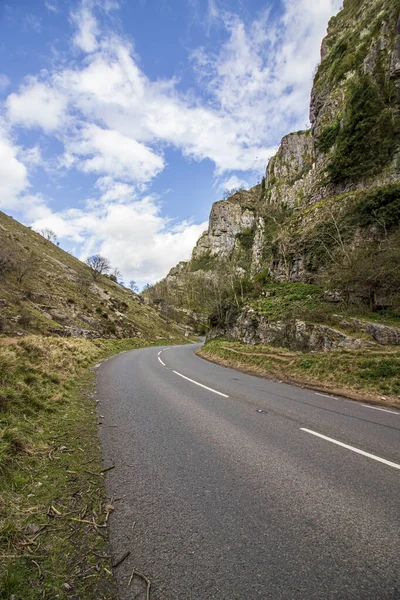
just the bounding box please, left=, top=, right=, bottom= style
left=96, top=343, right=400, bottom=599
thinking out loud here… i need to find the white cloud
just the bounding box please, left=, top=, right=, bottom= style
left=65, top=124, right=165, bottom=184
left=71, top=1, right=100, bottom=53
left=5, top=0, right=341, bottom=178
left=0, top=127, right=29, bottom=210
left=30, top=192, right=207, bottom=284
left=216, top=175, right=251, bottom=195
left=3, top=0, right=342, bottom=282
left=7, top=80, right=67, bottom=132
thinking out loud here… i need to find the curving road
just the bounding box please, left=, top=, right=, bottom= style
left=96, top=343, right=400, bottom=600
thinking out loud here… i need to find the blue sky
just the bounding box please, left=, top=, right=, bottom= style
left=0, top=0, right=341, bottom=287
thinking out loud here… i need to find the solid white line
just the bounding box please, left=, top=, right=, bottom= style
left=361, top=404, right=400, bottom=415
left=158, top=351, right=162, bottom=356
left=172, top=370, right=229, bottom=398
left=158, top=356, right=165, bottom=366
left=301, top=428, right=400, bottom=470
left=315, top=392, right=339, bottom=400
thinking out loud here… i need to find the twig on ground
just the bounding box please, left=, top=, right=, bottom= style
left=112, top=550, right=130, bottom=568
left=91, top=551, right=111, bottom=559
left=100, top=464, right=115, bottom=473
left=129, top=569, right=151, bottom=599
left=31, top=560, right=42, bottom=578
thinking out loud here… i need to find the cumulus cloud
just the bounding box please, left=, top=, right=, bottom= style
left=30, top=192, right=207, bottom=284
left=2, top=0, right=341, bottom=282
left=64, top=124, right=165, bottom=184
left=216, top=175, right=251, bottom=195
left=71, top=1, right=99, bottom=53
left=0, top=127, right=29, bottom=210
left=7, top=80, right=67, bottom=132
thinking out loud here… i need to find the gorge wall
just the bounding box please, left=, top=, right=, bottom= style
left=149, top=0, right=400, bottom=346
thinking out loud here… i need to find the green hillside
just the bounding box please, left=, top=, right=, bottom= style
left=0, top=210, right=183, bottom=340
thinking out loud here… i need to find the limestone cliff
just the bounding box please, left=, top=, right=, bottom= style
left=149, top=0, right=400, bottom=344
left=184, top=0, right=399, bottom=283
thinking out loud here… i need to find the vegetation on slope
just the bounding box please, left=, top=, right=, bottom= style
left=0, top=210, right=183, bottom=340
left=0, top=335, right=183, bottom=599
left=198, top=339, right=400, bottom=407
left=327, top=75, right=398, bottom=184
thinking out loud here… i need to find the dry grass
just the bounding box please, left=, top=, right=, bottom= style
left=0, top=335, right=180, bottom=599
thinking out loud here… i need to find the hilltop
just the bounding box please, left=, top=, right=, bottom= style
left=0, top=210, right=184, bottom=340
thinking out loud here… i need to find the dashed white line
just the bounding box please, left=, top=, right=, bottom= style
left=315, top=392, right=339, bottom=400
left=301, top=428, right=400, bottom=470
left=361, top=404, right=400, bottom=415
left=172, top=370, right=229, bottom=398
left=158, top=356, right=166, bottom=366
left=157, top=351, right=162, bottom=356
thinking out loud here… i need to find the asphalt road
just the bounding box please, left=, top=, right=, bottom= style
left=96, top=343, right=400, bottom=600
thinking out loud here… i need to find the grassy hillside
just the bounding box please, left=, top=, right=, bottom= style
left=0, top=335, right=182, bottom=599
left=0, top=210, right=183, bottom=340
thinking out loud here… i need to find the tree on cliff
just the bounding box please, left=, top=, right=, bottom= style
left=85, top=255, right=111, bottom=280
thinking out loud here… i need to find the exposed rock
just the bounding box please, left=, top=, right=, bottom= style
left=50, top=327, right=103, bottom=339
left=211, top=311, right=376, bottom=352
left=390, top=16, right=400, bottom=79
left=324, top=290, right=343, bottom=303
left=192, top=188, right=259, bottom=261
left=333, top=316, right=400, bottom=345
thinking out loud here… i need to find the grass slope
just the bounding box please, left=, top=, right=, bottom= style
left=0, top=210, right=183, bottom=339
left=0, top=335, right=185, bottom=599
left=198, top=339, right=400, bottom=408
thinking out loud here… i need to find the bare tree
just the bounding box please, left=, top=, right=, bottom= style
left=85, top=255, right=111, bottom=280
left=38, top=228, right=58, bottom=244
left=128, top=280, right=139, bottom=293
left=109, top=268, right=123, bottom=283
left=222, top=187, right=243, bottom=200
left=14, top=254, right=41, bottom=284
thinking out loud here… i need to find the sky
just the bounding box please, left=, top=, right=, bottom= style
left=0, top=0, right=342, bottom=288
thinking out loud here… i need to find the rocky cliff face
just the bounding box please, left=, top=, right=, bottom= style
left=151, top=0, right=400, bottom=346
left=191, top=187, right=260, bottom=261
left=183, top=0, right=400, bottom=284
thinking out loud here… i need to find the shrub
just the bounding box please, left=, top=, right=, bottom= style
left=317, top=120, right=340, bottom=153
left=190, top=252, right=216, bottom=272
left=356, top=183, right=400, bottom=229
left=328, top=75, right=398, bottom=183
left=236, top=228, right=255, bottom=250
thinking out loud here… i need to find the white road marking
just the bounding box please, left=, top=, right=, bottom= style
left=158, top=356, right=166, bottom=366
left=172, top=370, right=229, bottom=398
left=158, top=351, right=162, bottom=356
left=315, top=392, right=339, bottom=400
left=361, top=404, right=400, bottom=415
left=301, top=428, right=400, bottom=470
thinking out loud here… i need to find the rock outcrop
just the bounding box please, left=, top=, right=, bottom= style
left=209, top=311, right=378, bottom=352
left=192, top=188, right=260, bottom=260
